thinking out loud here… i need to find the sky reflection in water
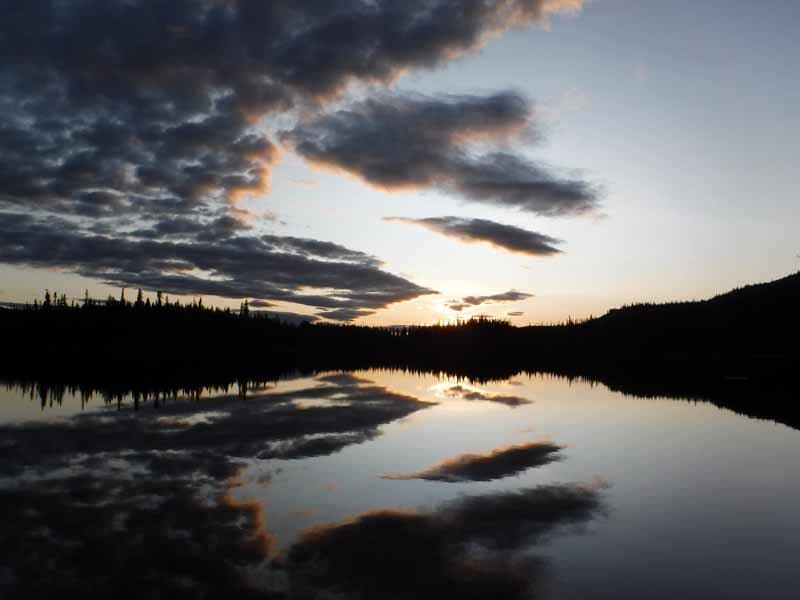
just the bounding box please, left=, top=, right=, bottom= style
left=1, top=371, right=799, bottom=599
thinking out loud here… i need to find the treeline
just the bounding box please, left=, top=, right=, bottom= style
left=20, top=287, right=254, bottom=317
left=0, top=291, right=534, bottom=381
left=0, top=288, right=397, bottom=381
left=1, top=272, right=799, bottom=384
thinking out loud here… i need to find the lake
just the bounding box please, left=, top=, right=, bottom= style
left=1, top=370, right=799, bottom=599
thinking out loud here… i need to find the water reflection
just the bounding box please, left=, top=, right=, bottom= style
left=0, top=463, right=273, bottom=599
left=0, top=374, right=435, bottom=597
left=5, top=365, right=798, bottom=432
left=0, top=374, right=432, bottom=475
left=440, top=382, right=532, bottom=407
left=283, top=483, right=604, bottom=600
left=1, top=370, right=799, bottom=599
left=3, top=377, right=281, bottom=414
left=383, top=440, right=563, bottom=482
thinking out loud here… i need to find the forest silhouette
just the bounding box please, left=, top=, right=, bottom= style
left=2, top=271, right=797, bottom=380
left=2, top=271, right=798, bottom=428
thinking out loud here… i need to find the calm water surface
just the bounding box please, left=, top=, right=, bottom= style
left=1, top=371, right=798, bottom=599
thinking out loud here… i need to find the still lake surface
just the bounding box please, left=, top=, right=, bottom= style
left=2, top=370, right=799, bottom=599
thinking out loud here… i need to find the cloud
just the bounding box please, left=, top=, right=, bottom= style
left=386, top=216, right=563, bottom=256
left=255, top=310, right=321, bottom=324
left=445, top=290, right=533, bottom=312
left=248, top=299, right=274, bottom=308
left=261, top=235, right=383, bottom=268
left=129, top=215, right=253, bottom=242
left=317, top=307, right=375, bottom=322
left=247, top=302, right=325, bottom=324
left=508, top=311, right=524, bottom=316
left=383, top=440, right=563, bottom=482
left=443, top=384, right=531, bottom=407
left=286, top=92, right=599, bottom=215
left=0, top=0, right=589, bottom=312
left=465, top=290, right=533, bottom=303
left=267, top=0, right=584, bottom=99
left=0, top=212, right=433, bottom=319
left=0, top=0, right=585, bottom=220
left=283, top=482, right=604, bottom=600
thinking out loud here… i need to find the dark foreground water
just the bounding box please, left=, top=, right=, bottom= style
left=1, top=371, right=799, bottom=599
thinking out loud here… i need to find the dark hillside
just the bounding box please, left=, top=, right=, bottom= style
left=539, top=271, right=800, bottom=371
left=0, top=273, right=797, bottom=382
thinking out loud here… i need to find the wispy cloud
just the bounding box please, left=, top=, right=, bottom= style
left=0, top=213, right=434, bottom=320
left=445, top=290, right=534, bottom=312
left=385, top=216, right=563, bottom=256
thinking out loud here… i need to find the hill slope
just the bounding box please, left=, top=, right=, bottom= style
left=540, top=271, right=800, bottom=369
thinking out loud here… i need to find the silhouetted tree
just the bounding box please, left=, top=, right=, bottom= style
left=2, top=272, right=799, bottom=399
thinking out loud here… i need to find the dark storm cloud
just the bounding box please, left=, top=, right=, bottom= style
left=383, top=440, right=563, bottom=482
left=284, top=482, right=603, bottom=600
left=0, top=213, right=433, bottom=319
left=444, top=384, right=531, bottom=407
left=286, top=92, right=599, bottom=215
left=386, top=216, right=563, bottom=256
left=445, top=290, right=533, bottom=312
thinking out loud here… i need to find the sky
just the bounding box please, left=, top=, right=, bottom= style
left=1, top=0, right=798, bottom=325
